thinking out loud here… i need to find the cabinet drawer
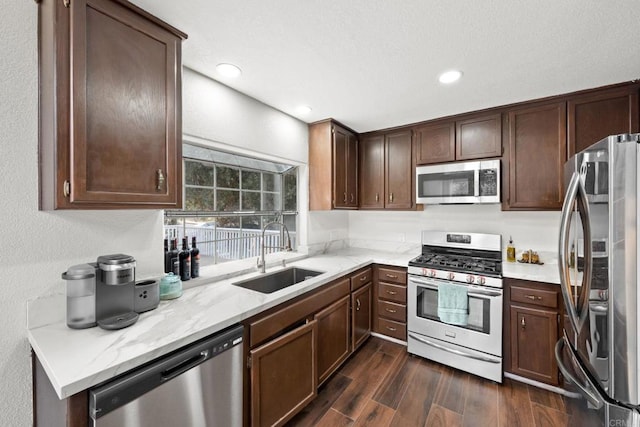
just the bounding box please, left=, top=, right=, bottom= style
left=378, top=318, right=406, bottom=341
left=378, top=283, right=407, bottom=304
left=377, top=300, right=406, bottom=323
left=377, top=267, right=407, bottom=286
left=351, top=267, right=372, bottom=291
left=510, top=286, right=558, bottom=309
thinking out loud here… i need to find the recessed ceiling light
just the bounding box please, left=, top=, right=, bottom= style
left=296, top=105, right=312, bottom=115
left=216, top=63, right=242, bottom=78
left=438, top=70, right=463, bottom=84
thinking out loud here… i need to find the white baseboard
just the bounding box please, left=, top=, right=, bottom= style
left=504, top=372, right=581, bottom=398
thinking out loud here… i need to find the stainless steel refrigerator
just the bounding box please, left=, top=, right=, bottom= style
left=556, top=133, right=640, bottom=426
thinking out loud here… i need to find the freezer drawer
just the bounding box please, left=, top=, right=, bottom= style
left=90, top=324, right=243, bottom=427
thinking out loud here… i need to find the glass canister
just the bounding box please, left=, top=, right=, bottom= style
left=159, top=273, right=182, bottom=300
left=62, top=263, right=97, bottom=329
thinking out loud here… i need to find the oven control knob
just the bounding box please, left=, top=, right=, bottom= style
left=476, top=276, right=486, bottom=285
left=447, top=272, right=455, bottom=281
left=429, top=270, right=437, bottom=278
left=466, top=275, right=475, bottom=283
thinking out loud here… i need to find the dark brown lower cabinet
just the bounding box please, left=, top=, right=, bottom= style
left=351, top=282, right=372, bottom=351
left=250, top=320, right=318, bottom=427
left=315, top=296, right=351, bottom=385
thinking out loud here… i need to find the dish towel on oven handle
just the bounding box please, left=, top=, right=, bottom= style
left=437, top=281, right=469, bottom=325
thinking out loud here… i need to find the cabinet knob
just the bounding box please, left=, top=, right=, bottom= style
left=156, top=169, right=165, bottom=191
left=521, top=316, right=526, bottom=329
left=375, top=193, right=379, bottom=202
left=387, top=290, right=397, bottom=295
left=343, top=192, right=347, bottom=203
left=389, top=192, right=394, bottom=202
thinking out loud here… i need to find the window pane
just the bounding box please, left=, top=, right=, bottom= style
left=216, top=166, right=239, bottom=189
left=185, top=187, right=214, bottom=210
left=284, top=172, right=297, bottom=211
left=185, top=160, right=214, bottom=186
left=283, top=214, right=297, bottom=248
left=242, top=170, right=261, bottom=190
left=216, top=189, right=240, bottom=211
left=263, top=173, right=276, bottom=191
left=241, top=215, right=261, bottom=229
left=242, top=191, right=261, bottom=211
left=217, top=216, right=240, bottom=228
left=263, top=193, right=281, bottom=210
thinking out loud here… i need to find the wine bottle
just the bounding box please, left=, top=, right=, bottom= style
left=190, top=236, right=200, bottom=278
left=163, top=238, right=170, bottom=273
left=169, top=238, right=180, bottom=276
left=179, top=237, right=191, bottom=281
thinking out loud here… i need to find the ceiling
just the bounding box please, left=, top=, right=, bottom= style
left=131, top=0, right=640, bottom=133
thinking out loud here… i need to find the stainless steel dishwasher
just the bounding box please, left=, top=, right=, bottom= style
left=89, top=324, right=243, bottom=427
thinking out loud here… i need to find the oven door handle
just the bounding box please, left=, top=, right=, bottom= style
left=409, top=277, right=501, bottom=298
left=408, top=333, right=501, bottom=364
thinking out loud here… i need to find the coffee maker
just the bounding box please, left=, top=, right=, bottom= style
left=94, top=254, right=139, bottom=330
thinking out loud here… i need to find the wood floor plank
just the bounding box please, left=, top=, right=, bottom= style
left=372, top=352, right=421, bottom=409
left=315, top=408, right=354, bottom=427
left=462, top=374, right=498, bottom=427
left=424, top=404, right=463, bottom=427
left=285, top=373, right=352, bottom=427
left=497, top=378, right=534, bottom=427
left=332, top=351, right=397, bottom=419
left=527, top=384, right=567, bottom=412
left=352, top=400, right=395, bottom=427
left=531, top=402, right=570, bottom=427
left=432, top=366, right=469, bottom=415
left=339, top=338, right=384, bottom=379
left=389, top=359, right=441, bottom=427
left=375, top=339, right=404, bottom=358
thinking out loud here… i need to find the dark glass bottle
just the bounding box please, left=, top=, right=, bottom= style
left=179, top=237, right=191, bottom=281
left=163, top=238, right=170, bottom=273
left=190, top=236, right=200, bottom=278
left=169, top=238, right=180, bottom=276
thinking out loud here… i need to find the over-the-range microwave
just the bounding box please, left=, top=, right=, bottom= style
left=416, top=159, right=501, bottom=204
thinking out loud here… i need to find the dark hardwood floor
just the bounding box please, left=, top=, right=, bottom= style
left=287, top=337, right=578, bottom=427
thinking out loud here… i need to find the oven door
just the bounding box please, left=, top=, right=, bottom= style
left=408, top=275, right=503, bottom=356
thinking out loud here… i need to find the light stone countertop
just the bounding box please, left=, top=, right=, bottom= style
left=28, top=245, right=561, bottom=400
left=27, top=247, right=415, bottom=399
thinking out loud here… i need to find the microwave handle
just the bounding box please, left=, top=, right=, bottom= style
left=474, top=168, right=480, bottom=197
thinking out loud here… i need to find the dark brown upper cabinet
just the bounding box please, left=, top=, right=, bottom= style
left=568, top=86, right=639, bottom=157
left=503, top=101, right=567, bottom=210
left=359, top=130, right=416, bottom=210
left=415, top=113, right=502, bottom=165
left=309, top=120, right=358, bottom=210
left=39, top=0, right=187, bottom=210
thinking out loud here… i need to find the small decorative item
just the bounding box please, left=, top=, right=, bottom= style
left=159, top=272, right=182, bottom=300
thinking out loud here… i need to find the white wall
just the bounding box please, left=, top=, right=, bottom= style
left=348, top=205, right=561, bottom=254
left=2, top=5, right=309, bottom=425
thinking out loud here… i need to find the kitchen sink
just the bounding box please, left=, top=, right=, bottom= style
left=232, top=267, right=324, bottom=294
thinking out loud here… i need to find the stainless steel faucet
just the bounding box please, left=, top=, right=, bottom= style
left=257, top=221, right=292, bottom=273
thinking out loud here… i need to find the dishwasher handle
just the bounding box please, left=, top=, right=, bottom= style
left=161, top=349, right=210, bottom=382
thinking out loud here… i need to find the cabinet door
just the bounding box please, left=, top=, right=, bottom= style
left=568, top=86, right=639, bottom=157
left=332, top=126, right=348, bottom=208
left=314, top=296, right=351, bottom=385
left=414, top=122, right=455, bottom=164
left=250, top=320, right=317, bottom=427
left=346, top=133, right=359, bottom=207
left=352, top=282, right=372, bottom=351
left=456, top=113, right=502, bottom=160
left=359, top=135, right=385, bottom=209
left=510, top=305, right=559, bottom=385
left=68, top=0, right=182, bottom=207
left=504, top=102, right=566, bottom=210
left=385, top=130, right=414, bottom=209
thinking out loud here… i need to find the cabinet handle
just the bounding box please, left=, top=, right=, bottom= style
left=63, top=0, right=70, bottom=7
left=385, top=274, right=398, bottom=279
left=521, top=316, right=526, bottom=329
left=356, top=298, right=361, bottom=311
left=389, top=192, right=394, bottom=202
left=350, top=193, right=354, bottom=203
left=386, top=290, right=397, bottom=295
left=386, top=326, right=397, bottom=332
left=525, top=295, right=542, bottom=301
left=63, top=180, right=70, bottom=197
left=156, top=169, right=165, bottom=191
left=360, top=276, right=367, bottom=281
left=343, top=192, right=347, bottom=203
left=375, top=193, right=379, bottom=202
left=385, top=308, right=397, bottom=314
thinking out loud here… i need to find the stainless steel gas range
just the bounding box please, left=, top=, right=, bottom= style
left=407, top=231, right=503, bottom=382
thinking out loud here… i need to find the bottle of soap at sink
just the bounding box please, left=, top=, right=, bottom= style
left=506, top=236, right=516, bottom=262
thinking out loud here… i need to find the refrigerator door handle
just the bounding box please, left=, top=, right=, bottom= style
left=559, top=171, right=592, bottom=333
left=555, top=336, right=604, bottom=409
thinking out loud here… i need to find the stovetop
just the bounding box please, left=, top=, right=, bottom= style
left=409, top=253, right=502, bottom=277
